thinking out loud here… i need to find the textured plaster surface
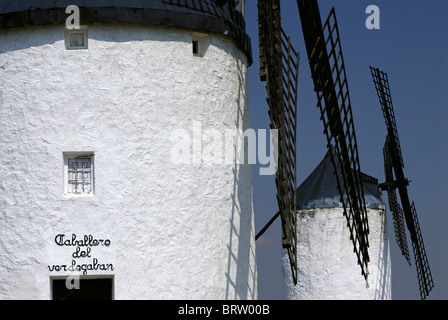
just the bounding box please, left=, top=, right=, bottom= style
left=282, top=208, right=392, bottom=300
left=0, top=24, right=257, bottom=300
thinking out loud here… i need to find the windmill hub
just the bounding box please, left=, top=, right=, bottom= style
left=379, top=178, right=411, bottom=191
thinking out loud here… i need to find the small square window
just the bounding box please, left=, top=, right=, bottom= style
left=65, top=26, right=88, bottom=50
left=63, top=152, right=94, bottom=196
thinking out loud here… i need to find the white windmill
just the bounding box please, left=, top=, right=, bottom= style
left=281, top=150, right=392, bottom=300
left=0, top=0, right=257, bottom=300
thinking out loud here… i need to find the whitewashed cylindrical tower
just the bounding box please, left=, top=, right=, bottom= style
left=282, top=152, right=392, bottom=300
left=0, top=1, right=257, bottom=300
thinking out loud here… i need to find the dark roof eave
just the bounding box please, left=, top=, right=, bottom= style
left=0, top=6, right=252, bottom=65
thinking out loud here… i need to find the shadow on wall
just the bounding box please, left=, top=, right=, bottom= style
left=0, top=23, right=195, bottom=54
left=0, top=25, right=62, bottom=53
left=374, top=210, right=392, bottom=300
left=225, top=58, right=257, bottom=300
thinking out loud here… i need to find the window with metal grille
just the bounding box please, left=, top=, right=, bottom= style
left=68, top=157, right=92, bottom=194
left=63, top=153, right=94, bottom=196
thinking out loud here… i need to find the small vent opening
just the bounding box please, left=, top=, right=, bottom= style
left=192, top=32, right=210, bottom=57
left=65, top=26, right=88, bottom=50
left=192, top=40, right=199, bottom=55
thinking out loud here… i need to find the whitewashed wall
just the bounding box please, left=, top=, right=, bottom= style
left=282, top=208, right=392, bottom=300
left=0, top=24, right=257, bottom=300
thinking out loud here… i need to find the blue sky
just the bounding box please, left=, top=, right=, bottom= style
left=246, top=0, right=448, bottom=300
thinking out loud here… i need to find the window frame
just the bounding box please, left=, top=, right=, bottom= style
left=64, top=26, right=88, bottom=50
left=63, top=152, right=95, bottom=197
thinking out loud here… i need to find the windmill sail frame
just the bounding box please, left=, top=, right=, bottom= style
left=370, top=66, right=434, bottom=300
left=297, top=0, right=370, bottom=282
left=258, top=0, right=300, bottom=285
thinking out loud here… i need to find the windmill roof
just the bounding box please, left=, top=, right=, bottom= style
left=0, top=0, right=251, bottom=64
left=297, top=150, right=385, bottom=210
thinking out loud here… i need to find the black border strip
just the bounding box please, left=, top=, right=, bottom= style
left=0, top=6, right=252, bottom=64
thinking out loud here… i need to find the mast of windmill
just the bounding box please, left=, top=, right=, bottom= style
left=257, top=0, right=300, bottom=285
left=370, top=67, right=435, bottom=300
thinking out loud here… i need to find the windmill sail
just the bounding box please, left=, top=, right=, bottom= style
left=297, top=0, right=370, bottom=282
left=410, top=202, right=435, bottom=300
left=370, top=66, right=434, bottom=300
left=370, top=67, right=405, bottom=168
left=258, top=0, right=300, bottom=284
